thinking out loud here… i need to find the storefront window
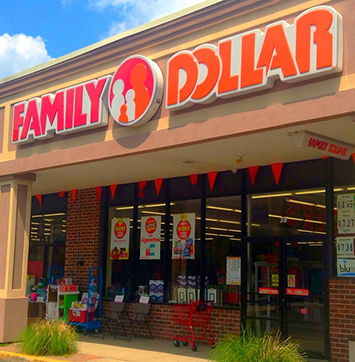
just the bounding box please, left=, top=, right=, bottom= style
left=135, top=204, right=166, bottom=303
left=106, top=206, right=134, bottom=299
left=169, top=200, right=201, bottom=303
left=105, top=195, right=241, bottom=305
left=249, top=190, right=326, bottom=236
left=28, top=212, right=66, bottom=286
left=206, top=196, right=241, bottom=307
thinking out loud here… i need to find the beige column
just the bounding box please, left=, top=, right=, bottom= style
left=0, top=174, right=35, bottom=342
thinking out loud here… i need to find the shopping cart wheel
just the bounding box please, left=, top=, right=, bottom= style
left=173, top=340, right=180, bottom=347
left=182, top=341, right=188, bottom=346
left=191, top=343, right=197, bottom=351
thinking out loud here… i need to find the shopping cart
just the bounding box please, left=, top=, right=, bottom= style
left=171, top=300, right=215, bottom=351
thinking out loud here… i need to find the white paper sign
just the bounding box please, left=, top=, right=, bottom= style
left=139, top=296, right=150, bottom=304
left=110, top=218, right=130, bottom=260
left=337, top=194, right=355, bottom=234
left=140, top=216, right=161, bottom=260
left=114, top=295, right=124, bottom=302
left=336, top=237, right=355, bottom=257
left=337, top=194, right=355, bottom=211
left=226, top=257, right=241, bottom=285
left=337, top=213, right=355, bottom=234
left=172, top=213, right=195, bottom=260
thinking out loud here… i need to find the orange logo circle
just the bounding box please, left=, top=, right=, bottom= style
left=145, top=217, right=157, bottom=235
left=108, top=55, right=163, bottom=127
left=176, top=220, right=191, bottom=240
left=114, top=220, right=127, bottom=239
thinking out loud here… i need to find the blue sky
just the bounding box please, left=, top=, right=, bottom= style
left=0, top=0, right=205, bottom=79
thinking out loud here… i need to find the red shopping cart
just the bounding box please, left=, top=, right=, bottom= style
left=171, top=300, right=215, bottom=351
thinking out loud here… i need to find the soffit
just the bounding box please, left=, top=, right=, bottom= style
left=31, top=116, right=355, bottom=195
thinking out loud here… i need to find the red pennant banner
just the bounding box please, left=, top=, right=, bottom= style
left=352, top=153, right=355, bottom=165
left=189, top=174, right=199, bottom=185
left=322, top=156, right=329, bottom=160
left=58, top=191, right=65, bottom=197
left=36, top=194, right=42, bottom=207
left=71, top=189, right=78, bottom=204
left=154, top=178, right=163, bottom=195
left=96, top=186, right=103, bottom=201
left=110, top=184, right=117, bottom=199
left=271, top=163, right=284, bottom=185
left=138, top=180, right=147, bottom=198
left=248, top=166, right=260, bottom=187
left=207, top=171, right=218, bottom=191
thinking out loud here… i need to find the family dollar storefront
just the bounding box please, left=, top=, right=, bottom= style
left=1, top=0, right=355, bottom=360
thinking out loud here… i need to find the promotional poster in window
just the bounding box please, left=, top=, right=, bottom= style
left=110, top=218, right=130, bottom=260
left=172, top=213, right=195, bottom=259
left=140, top=216, right=161, bottom=260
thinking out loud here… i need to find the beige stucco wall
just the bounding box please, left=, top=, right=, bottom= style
left=0, top=297, right=28, bottom=342
left=0, top=175, right=34, bottom=299
left=0, top=174, right=34, bottom=343
left=0, top=0, right=354, bottom=179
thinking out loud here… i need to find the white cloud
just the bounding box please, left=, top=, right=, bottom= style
left=89, top=0, right=205, bottom=36
left=0, top=33, right=52, bottom=79
left=108, top=22, right=133, bottom=37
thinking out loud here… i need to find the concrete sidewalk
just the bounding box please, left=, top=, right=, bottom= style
left=0, top=335, right=212, bottom=362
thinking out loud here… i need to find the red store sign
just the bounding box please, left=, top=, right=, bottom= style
left=12, top=6, right=343, bottom=144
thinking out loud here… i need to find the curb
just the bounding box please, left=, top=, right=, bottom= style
left=0, top=350, right=65, bottom=362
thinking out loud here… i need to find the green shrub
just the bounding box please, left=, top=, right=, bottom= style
left=210, top=330, right=306, bottom=362
left=18, top=320, right=78, bottom=356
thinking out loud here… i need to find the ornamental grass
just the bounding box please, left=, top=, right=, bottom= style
left=18, top=320, right=78, bottom=356
left=210, top=329, right=306, bottom=362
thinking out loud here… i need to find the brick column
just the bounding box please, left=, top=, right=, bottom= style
left=65, top=188, right=101, bottom=292
left=329, top=277, right=355, bottom=362
left=0, top=174, right=35, bottom=342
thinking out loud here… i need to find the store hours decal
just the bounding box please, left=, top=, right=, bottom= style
left=110, top=218, right=130, bottom=260
left=172, top=213, right=195, bottom=260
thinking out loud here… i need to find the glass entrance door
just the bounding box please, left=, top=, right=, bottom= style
left=284, top=239, right=325, bottom=359
left=246, top=237, right=326, bottom=360
left=247, top=239, right=282, bottom=337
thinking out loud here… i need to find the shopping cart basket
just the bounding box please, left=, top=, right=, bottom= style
left=171, top=300, right=215, bottom=351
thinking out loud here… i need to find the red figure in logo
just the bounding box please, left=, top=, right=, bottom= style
left=119, top=104, right=129, bottom=123
left=130, top=63, right=150, bottom=119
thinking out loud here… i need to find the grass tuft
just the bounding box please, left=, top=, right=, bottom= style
left=210, top=329, right=307, bottom=362
left=17, top=320, right=78, bottom=356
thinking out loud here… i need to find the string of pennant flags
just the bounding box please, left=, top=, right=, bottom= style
left=34, top=155, right=355, bottom=207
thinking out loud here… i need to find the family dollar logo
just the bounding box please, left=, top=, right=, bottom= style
left=108, top=55, right=164, bottom=127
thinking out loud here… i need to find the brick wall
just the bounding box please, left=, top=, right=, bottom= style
left=102, top=301, right=240, bottom=342
left=65, top=188, right=101, bottom=292
left=330, top=277, right=355, bottom=362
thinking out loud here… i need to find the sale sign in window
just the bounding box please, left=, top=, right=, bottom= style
left=140, top=216, right=161, bottom=260
left=110, top=218, right=130, bottom=260
left=172, top=213, right=195, bottom=260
